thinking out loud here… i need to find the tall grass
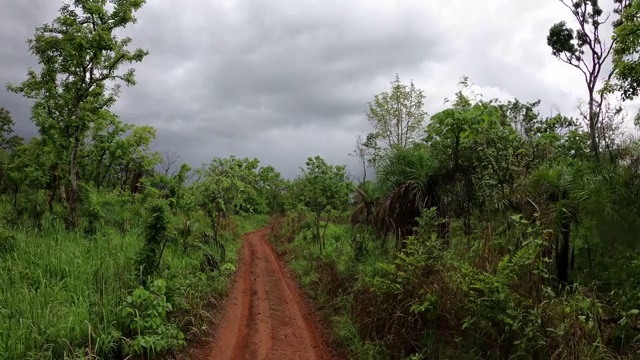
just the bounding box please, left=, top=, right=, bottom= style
left=270, top=218, right=390, bottom=359
left=0, top=225, right=139, bottom=359
left=0, top=197, right=269, bottom=360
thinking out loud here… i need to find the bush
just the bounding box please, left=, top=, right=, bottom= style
left=275, top=209, right=640, bottom=359
left=119, top=279, right=186, bottom=358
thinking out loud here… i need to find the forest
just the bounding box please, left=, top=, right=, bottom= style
left=2, top=0, right=640, bottom=359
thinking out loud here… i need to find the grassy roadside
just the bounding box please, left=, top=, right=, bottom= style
left=235, top=214, right=270, bottom=235
left=269, top=216, right=390, bottom=360
left=0, top=208, right=268, bottom=360
left=269, top=212, right=640, bottom=360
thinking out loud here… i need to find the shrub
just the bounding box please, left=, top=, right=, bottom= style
left=136, top=199, right=171, bottom=284
left=119, top=279, right=185, bottom=358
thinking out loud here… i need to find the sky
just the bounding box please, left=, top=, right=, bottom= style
left=1, top=0, right=638, bottom=179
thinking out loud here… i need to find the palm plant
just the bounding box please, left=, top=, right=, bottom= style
left=367, top=145, right=449, bottom=248
left=350, top=180, right=381, bottom=231
left=530, top=162, right=584, bottom=283
left=529, top=159, right=640, bottom=284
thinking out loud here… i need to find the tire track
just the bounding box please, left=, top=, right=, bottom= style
left=188, top=227, right=335, bottom=360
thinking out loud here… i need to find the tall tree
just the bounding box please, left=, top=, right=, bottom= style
left=118, top=125, right=160, bottom=193
left=83, top=111, right=130, bottom=189
left=0, top=108, right=24, bottom=196
left=7, top=0, right=148, bottom=228
left=612, top=0, right=640, bottom=99
left=296, top=156, right=353, bottom=251
left=0, top=108, right=22, bottom=151
left=256, top=165, right=286, bottom=214
left=547, top=0, right=626, bottom=162
left=366, top=74, right=427, bottom=151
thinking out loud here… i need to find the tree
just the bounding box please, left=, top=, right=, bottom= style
left=612, top=0, right=640, bottom=99
left=82, top=110, right=130, bottom=189
left=0, top=108, right=22, bottom=151
left=0, top=108, right=23, bottom=194
left=426, top=91, right=522, bottom=235
left=7, top=0, right=148, bottom=228
left=547, top=0, right=626, bottom=162
left=147, top=162, right=192, bottom=212
left=590, top=97, right=625, bottom=158
left=348, top=132, right=375, bottom=183
left=498, top=99, right=542, bottom=141
left=119, top=125, right=161, bottom=194
left=296, top=156, right=353, bottom=251
left=256, top=165, right=286, bottom=214
left=160, top=150, right=180, bottom=176
left=201, top=156, right=268, bottom=214
left=366, top=74, right=427, bottom=151
left=194, top=156, right=267, bottom=241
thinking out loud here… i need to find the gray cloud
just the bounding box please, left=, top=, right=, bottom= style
left=1, top=0, right=62, bottom=137
left=2, top=0, right=636, bottom=178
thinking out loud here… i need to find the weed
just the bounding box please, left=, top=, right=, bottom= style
left=120, top=279, right=186, bottom=358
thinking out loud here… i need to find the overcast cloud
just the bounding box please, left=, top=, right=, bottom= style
left=1, top=0, right=638, bottom=178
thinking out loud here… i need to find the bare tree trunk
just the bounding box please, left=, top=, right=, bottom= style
left=361, top=156, right=367, bottom=183
left=46, top=163, right=58, bottom=213
left=12, top=186, right=18, bottom=210
left=321, top=217, right=330, bottom=251
left=589, top=99, right=600, bottom=163
left=315, top=214, right=322, bottom=252
left=68, top=137, right=80, bottom=229
left=93, top=151, right=106, bottom=188
left=59, top=183, right=67, bottom=208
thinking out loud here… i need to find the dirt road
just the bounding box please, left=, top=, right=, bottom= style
left=185, top=227, right=335, bottom=360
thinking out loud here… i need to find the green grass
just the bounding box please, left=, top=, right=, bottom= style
left=272, top=214, right=640, bottom=359
left=234, top=214, right=269, bottom=234
left=0, top=225, right=139, bottom=359
left=0, top=209, right=268, bottom=360
left=272, top=221, right=389, bottom=360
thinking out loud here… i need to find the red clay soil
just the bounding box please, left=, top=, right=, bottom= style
left=182, top=227, right=336, bottom=360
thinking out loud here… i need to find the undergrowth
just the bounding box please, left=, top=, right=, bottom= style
left=0, top=193, right=268, bottom=360
left=270, top=209, right=640, bottom=360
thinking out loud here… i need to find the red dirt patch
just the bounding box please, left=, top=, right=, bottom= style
left=180, top=227, right=336, bottom=360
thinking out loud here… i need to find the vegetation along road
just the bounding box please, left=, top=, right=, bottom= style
left=4, top=0, right=640, bottom=358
